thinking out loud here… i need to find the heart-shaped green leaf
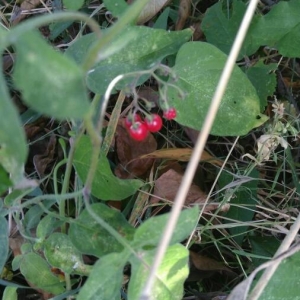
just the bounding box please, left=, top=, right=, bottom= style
left=167, top=42, right=268, bottom=136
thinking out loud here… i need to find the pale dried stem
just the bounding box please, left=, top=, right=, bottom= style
left=140, top=0, right=260, bottom=298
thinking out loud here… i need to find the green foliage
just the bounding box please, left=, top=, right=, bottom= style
left=64, top=0, right=85, bottom=11
left=66, top=26, right=192, bottom=94
left=73, top=135, right=143, bottom=200
left=44, top=233, right=90, bottom=275
left=3, top=287, right=18, bottom=300
left=202, top=0, right=300, bottom=57
left=259, top=251, right=300, bottom=300
left=1, top=0, right=299, bottom=299
left=0, top=217, right=8, bottom=274
left=244, top=61, right=277, bottom=111
left=0, top=166, right=11, bottom=195
left=69, top=203, right=135, bottom=257
left=218, top=170, right=259, bottom=245
left=13, top=31, right=90, bottom=120
left=76, top=251, right=128, bottom=300
left=0, top=66, right=27, bottom=185
left=76, top=206, right=199, bottom=299
left=133, top=206, right=199, bottom=248
left=18, top=252, right=65, bottom=294
left=128, top=244, right=189, bottom=300
left=103, top=0, right=128, bottom=17
left=167, top=42, right=267, bottom=136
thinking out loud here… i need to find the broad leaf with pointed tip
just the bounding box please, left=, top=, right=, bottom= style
left=66, top=26, right=192, bottom=94
left=167, top=42, right=268, bottom=136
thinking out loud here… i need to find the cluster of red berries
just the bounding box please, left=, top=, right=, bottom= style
left=125, top=108, right=177, bottom=141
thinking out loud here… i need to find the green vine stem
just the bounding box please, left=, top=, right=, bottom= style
left=5, top=12, right=101, bottom=48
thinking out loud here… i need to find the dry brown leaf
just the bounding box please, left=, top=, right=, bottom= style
left=128, top=0, right=171, bottom=24
left=188, top=251, right=237, bottom=282
left=115, top=119, right=157, bottom=178
left=150, top=169, right=217, bottom=210
left=33, top=134, right=57, bottom=177
left=190, top=251, right=234, bottom=273
left=191, top=22, right=204, bottom=41
left=11, top=0, right=42, bottom=25
left=3, top=54, right=14, bottom=72
left=175, top=0, right=191, bottom=30
left=138, top=148, right=223, bottom=167
left=184, top=126, right=201, bottom=145
left=137, top=86, right=159, bottom=105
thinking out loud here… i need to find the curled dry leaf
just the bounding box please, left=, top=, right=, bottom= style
left=150, top=168, right=217, bottom=210
left=139, top=148, right=223, bottom=167
left=175, top=0, right=192, bottom=30
left=115, top=119, right=157, bottom=178
left=33, top=134, right=57, bottom=177
left=188, top=251, right=237, bottom=281
left=137, top=86, right=159, bottom=106
left=128, top=0, right=171, bottom=24
left=11, top=0, right=42, bottom=25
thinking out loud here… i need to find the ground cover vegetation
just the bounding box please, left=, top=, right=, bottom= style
left=0, top=0, right=300, bottom=299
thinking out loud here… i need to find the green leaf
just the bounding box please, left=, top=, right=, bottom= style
left=168, top=42, right=268, bottom=136
left=66, top=26, right=192, bottom=94
left=19, top=252, right=65, bottom=295
left=36, top=215, right=64, bottom=241
left=259, top=250, right=300, bottom=300
left=73, top=135, right=143, bottom=200
left=201, top=0, right=259, bottom=59
left=128, top=244, right=189, bottom=300
left=69, top=203, right=135, bottom=257
left=0, top=65, right=28, bottom=185
left=0, top=165, right=11, bottom=195
left=3, top=287, right=17, bottom=300
left=254, top=0, right=300, bottom=58
left=77, top=251, right=130, bottom=300
left=13, top=31, right=89, bottom=120
left=0, top=217, right=8, bottom=274
left=202, top=0, right=300, bottom=58
left=44, top=233, right=90, bottom=275
left=219, top=170, right=259, bottom=245
left=103, top=0, right=128, bottom=17
left=244, top=61, right=277, bottom=111
left=133, top=206, right=199, bottom=248
left=248, top=236, right=281, bottom=268
left=64, top=0, right=85, bottom=10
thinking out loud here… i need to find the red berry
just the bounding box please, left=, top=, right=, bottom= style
left=125, top=114, right=142, bottom=129
left=163, top=107, right=177, bottom=120
left=128, top=121, right=149, bottom=141
left=145, top=114, right=163, bottom=132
